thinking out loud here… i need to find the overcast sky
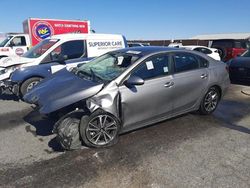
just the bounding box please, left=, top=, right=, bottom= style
left=0, top=0, right=250, bottom=40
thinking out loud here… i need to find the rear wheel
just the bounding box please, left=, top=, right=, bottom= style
left=80, top=110, right=120, bottom=148
left=199, top=87, right=220, bottom=115
left=20, top=77, right=42, bottom=97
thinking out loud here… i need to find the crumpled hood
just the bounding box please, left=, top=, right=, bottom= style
left=24, top=68, right=104, bottom=114
left=0, top=56, right=34, bottom=68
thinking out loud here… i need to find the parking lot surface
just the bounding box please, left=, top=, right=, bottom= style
left=0, top=84, right=249, bottom=188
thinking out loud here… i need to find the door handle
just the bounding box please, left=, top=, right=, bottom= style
left=164, top=82, right=174, bottom=88
left=201, top=74, right=208, bottom=79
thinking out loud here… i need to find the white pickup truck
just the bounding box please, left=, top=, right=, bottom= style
left=0, top=34, right=30, bottom=58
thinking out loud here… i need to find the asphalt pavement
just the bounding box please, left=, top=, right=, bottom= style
left=0, top=84, right=249, bottom=188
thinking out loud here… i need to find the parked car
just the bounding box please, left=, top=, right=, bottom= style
left=210, top=39, right=249, bottom=61
left=168, top=42, right=183, bottom=48
left=24, top=47, right=230, bottom=150
left=182, top=45, right=221, bottom=60
left=228, top=49, right=250, bottom=84
left=0, top=33, right=127, bottom=96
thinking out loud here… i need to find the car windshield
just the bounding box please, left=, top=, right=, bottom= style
left=0, top=35, right=12, bottom=47
left=241, top=49, right=250, bottom=57
left=22, top=39, right=59, bottom=58
left=74, top=52, right=141, bottom=82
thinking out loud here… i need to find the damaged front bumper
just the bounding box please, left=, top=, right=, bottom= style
left=0, top=67, right=18, bottom=95
left=0, top=79, right=19, bottom=95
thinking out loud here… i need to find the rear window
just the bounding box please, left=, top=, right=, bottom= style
left=212, top=40, right=233, bottom=48
left=212, top=40, right=247, bottom=49
left=234, top=41, right=243, bottom=48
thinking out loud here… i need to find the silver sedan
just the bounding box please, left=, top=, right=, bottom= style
left=24, top=47, right=230, bottom=149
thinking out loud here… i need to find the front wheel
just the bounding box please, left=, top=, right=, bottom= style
left=20, top=77, right=42, bottom=97
left=80, top=110, right=120, bottom=148
left=199, top=87, right=220, bottom=115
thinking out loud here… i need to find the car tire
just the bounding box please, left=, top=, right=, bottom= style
left=214, top=47, right=226, bottom=61
left=20, top=77, right=42, bottom=97
left=199, top=87, right=220, bottom=115
left=56, top=117, right=82, bottom=150
left=80, top=110, right=120, bottom=148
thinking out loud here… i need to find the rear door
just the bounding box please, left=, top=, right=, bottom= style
left=119, top=53, right=174, bottom=130
left=170, top=52, right=209, bottom=114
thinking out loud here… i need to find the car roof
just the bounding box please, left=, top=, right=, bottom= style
left=113, top=46, right=181, bottom=56
left=183, top=45, right=208, bottom=49
left=183, top=45, right=218, bottom=51
left=50, top=33, right=124, bottom=40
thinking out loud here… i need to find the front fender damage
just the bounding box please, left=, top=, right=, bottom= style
left=54, top=81, right=121, bottom=150
left=86, top=81, right=120, bottom=120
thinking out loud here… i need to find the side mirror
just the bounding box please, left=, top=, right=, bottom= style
left=125, top=75, right=144, bottom=87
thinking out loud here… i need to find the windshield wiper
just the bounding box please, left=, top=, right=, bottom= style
left=75, top=69, right=91, bottom=79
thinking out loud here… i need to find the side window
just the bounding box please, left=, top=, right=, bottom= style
left=9, top=36, right=26, bottom=46
left=42, top=40, right=85, bottom=63
left=173, top=53, right=199, bottom=73
left=61, top=40, right=85, bottom=59
left=234, top=41, right=243, bottom=48
left=131, top=55, right=169, bottom=80
left=197, top=55, right=209, bottom=68
left=194, top=47, right=212, bottom=54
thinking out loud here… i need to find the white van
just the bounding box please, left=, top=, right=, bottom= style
left=0, top=33, right=127, bottom=82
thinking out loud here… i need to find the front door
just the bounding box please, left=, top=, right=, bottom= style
left=119, top=53, right=174, bottom=130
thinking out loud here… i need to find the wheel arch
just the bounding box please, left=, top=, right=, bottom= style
left=209, top=84, right=222, bottom=100
left=53, top=109, right=87, bottom=134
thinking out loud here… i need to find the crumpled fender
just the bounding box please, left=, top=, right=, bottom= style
left=86, top=81, right=120, bottom=120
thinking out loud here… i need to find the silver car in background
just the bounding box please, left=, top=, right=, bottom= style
left=24, top=47, right=230, bottom=149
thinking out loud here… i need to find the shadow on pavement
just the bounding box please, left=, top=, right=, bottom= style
left=23, top=109, right=65, bottom=152
left=0, top=93, right=19, bottom=101
left=215, top=98, right=250, bottom=134
left=23, top=109, right=55, bottom=136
